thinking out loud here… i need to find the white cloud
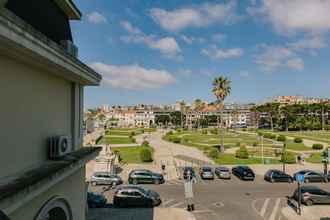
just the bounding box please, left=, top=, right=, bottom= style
left=119, top=21, right=181, bottom=59
left=177, top=68, right=192, bottom=76
left=87, top=12, right=107, bottom=24
left=287, top=58, right=304, bottom=71
left=150, top=1, right=238, bottom=32
left=90, top=62, right=176, bottom=90
left=254, top=44, right=306, bottom=72
left=120, top=20, right=142, bottom=34
left=180, top=35, right=205, bottom=44
left=248, top=0, right=330, bottom=35
left=212, top=33, right=226, bottom=42
left=201, top=45, right=244, bottom=60
left=288, top=35, right=327, bottom=52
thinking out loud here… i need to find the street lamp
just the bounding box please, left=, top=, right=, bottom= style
left=258, top=134, right=264, bottom=164
left=282, top=142, right=287, bottom=173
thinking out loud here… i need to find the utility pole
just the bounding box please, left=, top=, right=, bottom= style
left=261, top=135, right=264, bottom=164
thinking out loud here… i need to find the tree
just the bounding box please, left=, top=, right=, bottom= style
left=212, top=76, right=231, bottom=152
left=257, top=103, right=280, bottom=131
left=155, top=114, right=170, bottom=126
left=179, top=100, right=187, bottom=129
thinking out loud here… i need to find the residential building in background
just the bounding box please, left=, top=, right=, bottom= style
left=267, top=96, right=330, bottom=106
left=0, top=1, right=101, bottom=220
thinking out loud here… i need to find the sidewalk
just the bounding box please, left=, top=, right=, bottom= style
left=88, top=207, right=196, bottom=220
left=282, top=205, right=330, bottom=220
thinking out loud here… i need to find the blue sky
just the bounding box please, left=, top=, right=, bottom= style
left=71, top=0, right=330, bottom=108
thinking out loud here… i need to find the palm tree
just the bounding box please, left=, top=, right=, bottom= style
left=212, top=76, right=231, bottom=152
left=179, top=100, right=186, bottom=129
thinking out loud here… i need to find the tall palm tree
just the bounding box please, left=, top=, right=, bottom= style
left=212, top=76, right=231, bottom=153
left=179, top=100, right=186, bottom=129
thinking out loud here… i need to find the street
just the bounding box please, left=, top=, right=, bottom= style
left=88, top=171, right=330, bottom=220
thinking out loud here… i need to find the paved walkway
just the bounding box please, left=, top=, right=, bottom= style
left=282, top=205, right=330, bottom=220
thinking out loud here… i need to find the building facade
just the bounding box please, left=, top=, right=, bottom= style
left=0, top=1, right=101, bottom=220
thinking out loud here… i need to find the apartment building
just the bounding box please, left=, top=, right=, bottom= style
left=0, top=1, right=101, bottom=220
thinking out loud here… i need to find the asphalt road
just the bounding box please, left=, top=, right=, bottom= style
left=90, top=173, right=330, bottom=220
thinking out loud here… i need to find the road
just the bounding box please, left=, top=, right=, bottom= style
left=89, top=171, right=330, bottom=220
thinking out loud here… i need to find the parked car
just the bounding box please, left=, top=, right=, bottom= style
left=183, top=166, right=196, bottom=180
left=292, top=186, right=330, bottom=206
left=199, top=166, right=214, bottom=180
left=232, top=166, right=255, bottom=181
left=87, top=192, right=107, bottom=208
left=128, top=169, right=164, bottom=185
left=91, top=172, right=123, bottom=186
left=293, top=170, right=328, bottom=183
left=113, top=185, right=161, bottom=207
left=215, top=166, right=231, bottom=179
left=264, top=169, right=293, bottom=183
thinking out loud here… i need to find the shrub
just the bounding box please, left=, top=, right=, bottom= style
left=140, top=148, right=153, bottom=162
left=166, top=131, right=173, bottom=136
left=263, top=133, right=273, bottom=139
left=281, top=151, right=296, bottom=164
left=210, top=129, right=218, bottom=135
left=131, top=131, right=135, bottom=136
left=236, top=142, right=241, bottom=147
left=235, top=146, right=249, bottom=159
left=252, top=142, right=258, bottom=147
left=171, top=137, right=181, bottom=143
left=312, top=143, right=323, bottom=150
left=270, top=134, right=277, bottom=139
left=142, top=140, right=149, bottom=147
left=294, top=137, right=303, bottom=143
left=131, top=138, right=136, bottom=143
left=242, top=128, right=247, bottom=131
left=277, top=135, right=286, bottom=142
left=208, top=148, right=219, bottom=159
left=141, top=129, right=144, bottom=133
left=257, top=131, right=263, bottom=136
left=175, top=128, right=182, bottom=132
left=201, top=130, right=208, bottom=134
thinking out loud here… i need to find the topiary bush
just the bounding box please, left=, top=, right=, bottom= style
left=171, top=137, right=181, bottom=143
left=142, top=140, right=149, bottom=147
left=166, top=131, right=173, bottom=136
left=208, top=148, right=219, bottom=159
left=131, top=131, right=135, bottom=136
left=312, top=143, right=323, bottom=150
left=201, top=130, right=208, bottom=134
left=236, top=142, right=241, bottom=147
left=294, top=137, right=303, bottom=143
left=277, top=135, right=286, bottom=142
left=210, top=129, right=218, bottom=135
left=140, top=148, right=153, bottom=162
left=252, top=142, right=258, bottom=147
left=235, top=146, right=249, bottom=159
left=281, top=151, right=296, bottom=164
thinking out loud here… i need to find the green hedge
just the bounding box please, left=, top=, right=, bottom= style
left=294, top=137, right=303, bottom=143
left=170, top=136, right=181, bottom=143
left=312, top=143, right=323, bottom=150
left=208, top=148, right=219, bottom=159
left=140, top=148, right=153, bottom=162
left=236, top=146, right=249, bottom=159
left=277, top=135, right=286, bottom=142
left=95, top=135, right=103, bottom=144
left=142, top=140, right=149, bottom=147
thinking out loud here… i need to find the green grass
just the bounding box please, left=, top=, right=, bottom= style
left=112, top=146, right=154, bottom=163
left=285, top=140, right=311, bottom=151
left=305, top=152, right=323, bottom=163
left=276, top=131, right=330, bottom=144
left=106, top=127, right=156, bottom=136
left=214, top=154, right=280, bottom=165
left=100, top=136, right=135, bottom=144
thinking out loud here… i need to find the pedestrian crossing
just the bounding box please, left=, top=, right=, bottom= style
left=253, top=197, right=288, bottom=220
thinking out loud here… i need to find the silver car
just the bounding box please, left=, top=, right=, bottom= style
left=199, top=166, right=214, bottom=179
left=91, top=172, right=123, bottom=186
left=215, top=166, right=231, bottom=179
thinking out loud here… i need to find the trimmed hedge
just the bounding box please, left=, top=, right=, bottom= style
left=201, top=130, right=208, bottom=134
left=312, top=143, right=323, bottom=150
left=208, top=148, right=219, bottom=159
left=294, top=137, right=303, bottom=143
left=210, top=129, right=218, bottom=135
left=277, top=135, right=286, bottom=142
left=263, top=133, right=276, bottom=139
left=166, top=131, right=173, bottom=136
left=142, top=140, right=149, bottom=147
left=140, top=148, right=153, bottom=162
left=170, top=136, right=181, bottom=143
left=235, top=146, right=249, bottom=159
left=95, top=135, right=103, bottom=144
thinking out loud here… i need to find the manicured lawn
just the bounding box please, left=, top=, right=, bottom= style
left=305, top=152, right=322, bottom=163
left=106, top=127, right=156, bottom=136
left=278, top=131, right=330, bottom=144
left=100, top=136, right=135, bottom=144
left=285, top=140, right=311, bottom=151
left=214, top=154, right=280, bottom=165
left=112, top=146, right=153, bottom=163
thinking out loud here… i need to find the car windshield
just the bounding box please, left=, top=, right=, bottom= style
left=203, top=167, right=212, bottom=171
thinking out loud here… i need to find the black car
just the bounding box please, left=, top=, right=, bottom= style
left=293, top=170, right=328, bottom=183
left=113, top=185, right=161, bottom=207
left=87, top=192, right=107, bottom=208
left=292, top=186, right=330, bottom=206
left=232, top=166, right=255, bottom=181
left=199, top=166, right=214, bottom=180
left=183, top=166, right=196, bottom=180
left=128, top=169, right=164, bottom=185
left=264, top=169, right=293, bottom=183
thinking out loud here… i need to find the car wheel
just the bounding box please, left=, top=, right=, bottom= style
left=154, top=179, right=160, bottom=185
left=270, top=178, right=275, bottom=183
left=132, top=179, right=138, bottom=185
left=324, top=178, right=328, bottom=183
left=305, top=199, right=313, bottom=206
left=91, top=181, right=97, bottom=186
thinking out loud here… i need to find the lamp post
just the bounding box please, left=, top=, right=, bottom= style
left=282, top=142, right=287, bottom=173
